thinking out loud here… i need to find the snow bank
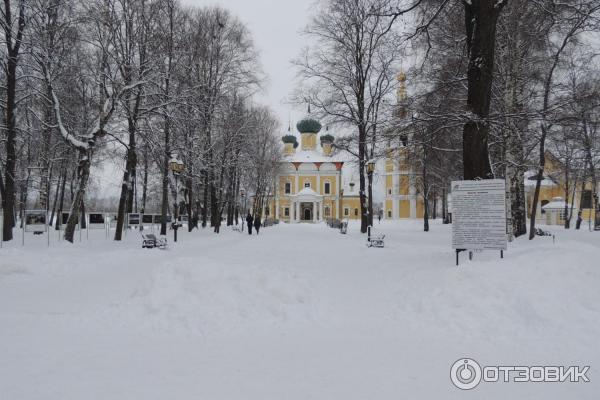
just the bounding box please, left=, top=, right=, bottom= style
left=0, top=221, right=598, bottom=399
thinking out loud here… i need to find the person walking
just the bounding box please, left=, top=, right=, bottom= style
left=576, top=210, right=583, bottom=230
left=254, top=217, right=262, bottom=235
left=246, top=212, right=254, bottom=235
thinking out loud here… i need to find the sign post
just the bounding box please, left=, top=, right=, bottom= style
left=451, top=180, right=508, bottom=266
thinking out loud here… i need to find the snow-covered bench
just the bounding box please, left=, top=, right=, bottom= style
left=141, top=233, right=167, bottom=249
left=367, top=234, right=385, bottom=248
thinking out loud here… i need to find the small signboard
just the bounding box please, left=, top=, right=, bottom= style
left=142, top=214, right=154, bottom=226
left=107, top=214, right=118, bottom=228
left=88, top=213, right=106, bottom=229
left=451, top=179, right=507, bottom=251
left=24, top=210, right=48, bottom=233
left=128, top=213, right=141, bottom=227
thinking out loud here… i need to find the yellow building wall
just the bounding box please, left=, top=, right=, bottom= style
left=300, top=175, right=317, bottom=190
left=283, top=143, right=294, bottom=155
left=385, top=199, right=392, bottom=217
left=301, top=133, right=317, bottom=150
left=399, top=175, right=409, bottom=195
left=279, top=175, right=296, bottom=195
left=320, top=175, right=337, bottom=195
left=385, top=159, right=394, bottom=173
left=322, top=198, right=337, bottom=219
left=399, top=148, right=410, bottom=170
left=386, top=175, right=393, bottom=192
left=399, top=200, right=410, bottom=218
left=342, top=197, right=361, bottom=219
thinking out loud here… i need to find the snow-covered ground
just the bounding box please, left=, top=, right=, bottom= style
left=1, top=220, right=599, bottom=399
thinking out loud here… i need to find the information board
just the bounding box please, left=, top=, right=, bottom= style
left=128, top=213, right=141, bottom=227
left=24, top=210, right=48, bottom=232
left=451, top=180, right=507, bottom=251
left=142, top=214, right=154, bottom=226
left=88, top=213, right=106, bottom=229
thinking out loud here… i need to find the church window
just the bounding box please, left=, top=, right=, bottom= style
left=324, top=182, right=331, bottom=194
left=388, top=210, right=392, bottom=218
left=285, top=182, right=291, bottom=194
left=284, top=207, right=290, bottom=217
left=304, top=181, right=311, bottom=188
left=354, top=208, right=359, bottom=216
left=344, top=208, right=349, bottom=216
left=324, top=206, right=331, bottom=217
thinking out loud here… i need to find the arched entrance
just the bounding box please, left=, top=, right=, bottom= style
left=304, top=207, right=312, bottom=221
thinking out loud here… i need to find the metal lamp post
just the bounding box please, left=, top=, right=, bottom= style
left=240, top=189, right=247, bottom=216
left=366, top=160, right=376, bottom=241
left=169, top=156, right=184, bottom=242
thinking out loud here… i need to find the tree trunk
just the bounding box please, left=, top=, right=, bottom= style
left=2, top=0, right=26, bottom=241
left=64, top=155, right=91, bottom=243
left=114, top=130, right=136, bottom=240
left=462, top=0, right=503, bottom=180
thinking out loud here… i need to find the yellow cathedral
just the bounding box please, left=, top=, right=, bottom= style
left=273, top=113, right=362, bottom=223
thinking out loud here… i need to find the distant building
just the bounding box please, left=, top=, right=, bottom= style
left=382, top=71, right=428, bottom=220
left=270, top=112, right=362, bottom=223
left=525, top=151, right=598, bottom=226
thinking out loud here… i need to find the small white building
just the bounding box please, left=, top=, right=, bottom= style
left=541, top=197, right=577, bottom=225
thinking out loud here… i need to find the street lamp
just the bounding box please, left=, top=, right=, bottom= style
left=169, top=156, right=184, bottom=243
left=366, top=160, right=376, bottom=174
left=366, top=160, right=376, bottom=236
left=240, top=189, right=247, bottom=214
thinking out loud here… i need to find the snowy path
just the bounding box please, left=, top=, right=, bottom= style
left=1, top=221, right=599, bottom=399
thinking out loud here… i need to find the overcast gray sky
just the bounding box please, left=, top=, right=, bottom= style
left=181, top=0, right=314, bottom=132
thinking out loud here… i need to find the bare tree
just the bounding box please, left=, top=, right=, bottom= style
left=529, top=0, right=600, bottom=239
left=295, top=0, right=400, bottom=233
left=1, top=0, right=26, bottom=241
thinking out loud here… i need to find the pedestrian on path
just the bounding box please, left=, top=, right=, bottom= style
left=254, top=217, right=262, bottom=235
left=246, top=212, right=254, bottom=235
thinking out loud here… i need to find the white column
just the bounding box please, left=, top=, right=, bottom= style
left=295, top=201, right=300, bottom=223
left=409, top=173, right=417, bottom=219
left=275, top=197, right=280, bottom=219
left=313, top=201, right=317, bottom=222
left=317, top=173, right=321, bottom=194
left=336, top=172, right=341, bottom=220
left=320, top=201, right=324, bottom=221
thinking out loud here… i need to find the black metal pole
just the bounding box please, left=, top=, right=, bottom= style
left=173, top=173, right=178, bottom=243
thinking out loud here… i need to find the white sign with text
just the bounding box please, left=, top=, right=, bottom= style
left=451, top=180, right=507, bottom=251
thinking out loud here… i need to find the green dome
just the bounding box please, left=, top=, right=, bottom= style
left=296, top=118, right=322, bottom=134
left=282, top=134, right=299, bottom=148
left=320, top=134, right=334, bottom=144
